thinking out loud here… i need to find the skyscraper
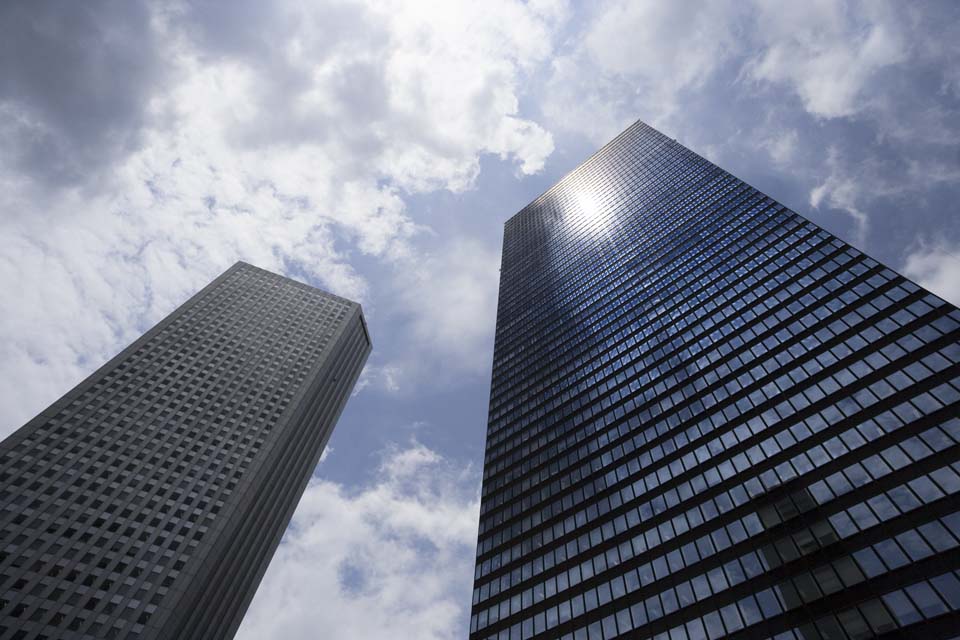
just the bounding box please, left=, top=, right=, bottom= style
left=0, top=261, right=370, bottom=640
left=470, top=121, right=960, bottom=640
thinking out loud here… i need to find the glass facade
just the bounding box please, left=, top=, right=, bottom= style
left=0, top=262, right=371, bottom=640
left=470, top=121, right=960, bottom=640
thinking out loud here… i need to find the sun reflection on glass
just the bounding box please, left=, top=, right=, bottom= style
left=571, top=190, right=615, bottom=242
left=576, top=191, right=601, bottom=220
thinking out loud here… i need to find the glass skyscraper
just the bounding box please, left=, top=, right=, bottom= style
left=470, top=121, right=960, bottom=640
left=0, top=261, right=370, bottom=640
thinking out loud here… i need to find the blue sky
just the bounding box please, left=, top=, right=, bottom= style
left=1, top=1, right=959, bottom=638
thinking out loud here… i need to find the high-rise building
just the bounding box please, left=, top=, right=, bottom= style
left=470, top=121, right=960, bottom=640
left=0, top=261, right=370, bottom=640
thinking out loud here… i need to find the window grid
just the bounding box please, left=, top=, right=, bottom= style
left=471, top=120, right=960, bottom=640
left=0, top=262, right=369, bottom=640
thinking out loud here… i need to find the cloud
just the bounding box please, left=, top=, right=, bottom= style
left=542, top=0, right=924, bottom=150
left=0, top=2, right=167, bottom=188
left=354, top=363, right=404, bottom=395
left=0, top=116, right=373, bottom=431
left=394, top=238, right=501, bottom=375
left=172, top=0, right=556, bottom=191
left=0, top=0, right=560, bottom=432
left=745, top=1, right=907, bottom=119
left=902, top=241, right=960, bottom=307
left=543, top=0, right=741, bottom=142
left=809, top=147, right=870, bottom=247
left=909, top=4, right=960, bottom=101
left=380, top=364, right=403, bottom=393
left=582, top=0, right=736, bottom=94
left=808, top=138, right=960, bottom=254
left=757, top=127, right=799, bottom=166
left=236, top=443, right=480, bottom=640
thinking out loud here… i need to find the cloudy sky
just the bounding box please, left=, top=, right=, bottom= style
left=1, top=1, right=959, bottom=638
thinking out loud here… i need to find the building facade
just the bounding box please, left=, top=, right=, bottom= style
left=470, top=121, right=960, bottom=640
left=0, top=261, right=371, bottom=640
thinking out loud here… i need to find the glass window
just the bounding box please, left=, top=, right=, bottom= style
left=685, top=618, right=707, bottom=640
left=703, top=611, right=725, bottom=640
left=835, top=608, right=871, bottom=639
left=874, top=539, right=909, bottom=570
left=905, top=582, right=948, bottom=618
left=756, top=588, right=783, bottom=618
left=739, top=595, right=763, bottom=626
left=930, top=572, right=960, bottom=609
left=719, top=602, right=744, bottom=632
left=896, top=530, right=933, bottom=561
left=859, top=599, right=897, bottom=634
left=853, top=547, right=885, bottom=578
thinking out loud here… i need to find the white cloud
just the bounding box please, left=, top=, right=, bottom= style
left=543, top=0, right=917, bottom=149
left=745, top=1, right=907, bottom=119
left=354, top=363, right=404, bottom=395
left=808, top=142, right=960, bottom=254
left=543, top=0, right=740, bottom=142
left=582, top=1, right=736, bottom=92
left=236, top=443, right=480, bottom=640
left=168, top=0, right=556, bottom=193
left=0, top=0, right=560, bottom=431
left=759, top=128, right=799, bottom=166
left=904, top=157, right=960, bottom=189
left=809, top=147, right=870, bottom=247
left=381, top=364, right=403, bottom=393
left=318, top=446, right=334, bottom=464
left=0, top=116, right=373, bottom=431
left=870, top=99, right=960, bottom=148
left=903, top=241, right=960, bottom=307
left=0, top=3, right=165, bottom=187
left=395, top=238, right=501, bottom=375
left=908, top=5, right=960, bottom=101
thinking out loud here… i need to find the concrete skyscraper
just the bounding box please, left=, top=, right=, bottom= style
left=0, top=262, right=370, bottom=640
left=470, top=121, right=960, bottom=639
